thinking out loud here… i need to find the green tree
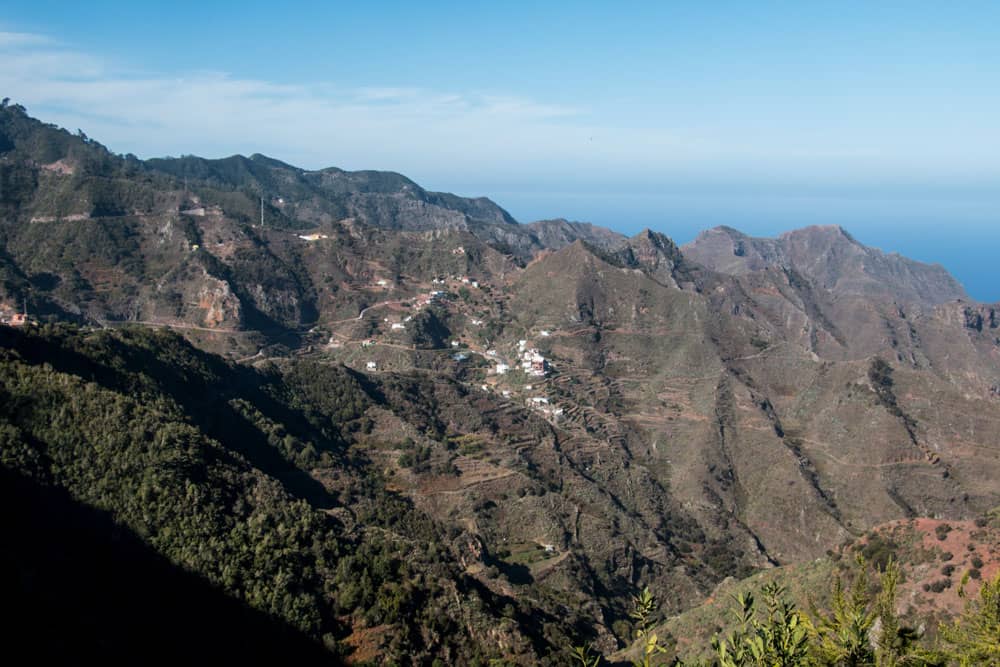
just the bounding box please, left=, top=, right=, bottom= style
left=810, top=556, right=928, bottom=667
left=811, top=555, right=877, bottom=666
left=712, top=582, right=810, bottom=667
left=568, top=643, right=603, bottom=667
left=630, top=586, right=671, bottom=667
left=938, top=570, right=1000, bottom=666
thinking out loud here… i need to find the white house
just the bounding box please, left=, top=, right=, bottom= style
left=366, top=361, right=377, bottom=371
left=521, top=349, right=547, bottom=377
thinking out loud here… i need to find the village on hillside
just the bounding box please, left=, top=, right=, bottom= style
left=310, top=269, right=574, bottom=426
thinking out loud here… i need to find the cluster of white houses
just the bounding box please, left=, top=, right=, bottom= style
left=488, top=339, right=549, bottom=377
left=526, top=395, right=564, bottom=421
left=515, top=339, right=548, bottom=377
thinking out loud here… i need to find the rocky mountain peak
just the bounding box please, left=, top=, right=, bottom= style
left=683, top=224, right=967, bottom=306
left=611, top=229, right=686, bottom=288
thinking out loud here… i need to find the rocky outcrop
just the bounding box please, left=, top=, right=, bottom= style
left=683, top=225, right=968, bottom=306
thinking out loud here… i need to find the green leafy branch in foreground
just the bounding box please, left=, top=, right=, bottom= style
left=712, top=582, right=810, bottom=667
left=568, top=643, right=603, bottom=667
left=630, top=587, right=673, bottom=667
left=577, top=559, right=1000, bottom=666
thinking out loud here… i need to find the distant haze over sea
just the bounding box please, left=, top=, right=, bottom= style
left=465, top=187, right=1000, bottom=303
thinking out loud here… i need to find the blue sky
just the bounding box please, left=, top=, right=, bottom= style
left=2, top=1, right=999, bottom=299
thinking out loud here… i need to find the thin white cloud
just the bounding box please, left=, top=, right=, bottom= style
left=0, top=30, right=695, bottom=181
left=0, top=31, right=53, bottom=48
left=2, top=29, right=996, bottom=190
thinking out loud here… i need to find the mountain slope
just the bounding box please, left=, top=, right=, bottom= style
left=523, top=218, right=626, bottom=252
left=147, top=153, right=518, bottom=230
left=4, top=103, right=1000, bottom=665
left=505, top=240, right=1000, bottom=566
left=0, top=323, right=577, bottom=663
left=1, top=465, right=339, bottom=666
left=683, top=224, right=969, bottom=306
left=0, top=103, right=621, bottom=339
left=634, top=514, right=1000, bottom=663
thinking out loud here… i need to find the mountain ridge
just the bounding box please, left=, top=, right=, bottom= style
left=3, top=101, right=1000, bottom=664
left=1, top=101, right=976, bottom=311
left=683, top=223, right=969, bottom=307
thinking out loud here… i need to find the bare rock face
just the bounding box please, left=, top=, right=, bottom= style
left=611, top=229, right=688, bottom=288
left=683, top=225, right=968, bottom=306
left=195, top=272, right=242, bottom=328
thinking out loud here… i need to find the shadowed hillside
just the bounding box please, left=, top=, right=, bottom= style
left=0, top=466, right=338, bottom=666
